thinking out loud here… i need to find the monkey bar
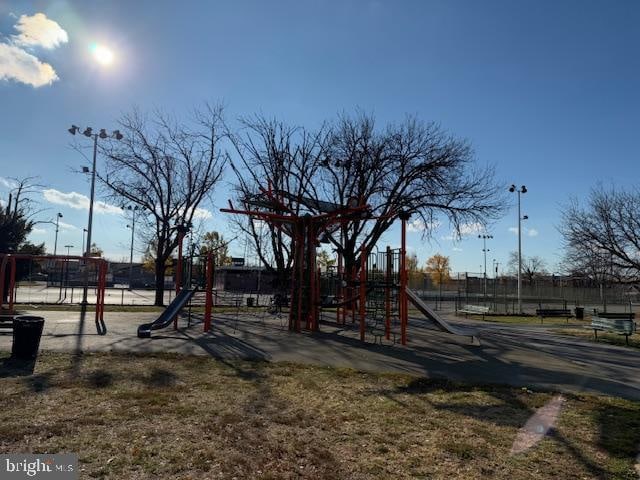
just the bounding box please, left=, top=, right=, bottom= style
left=0, top=253, right=109, bottom=334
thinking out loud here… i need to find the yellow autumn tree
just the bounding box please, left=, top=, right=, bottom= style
left=425, top=254, right=451, bottom=286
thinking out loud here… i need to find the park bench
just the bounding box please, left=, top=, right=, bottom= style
left=458, top=304, right=490, bottom=320
left=536, top=308, right=572, bottom=323
left=587, top=313, right=636, bottom=345
left=0, top=314, right=14, bottom=334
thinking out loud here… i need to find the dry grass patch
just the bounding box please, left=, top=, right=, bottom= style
left=0, top=351, right=638, bottom=479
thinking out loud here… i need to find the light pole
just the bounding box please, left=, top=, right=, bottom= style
left=124, top=205, right=140, bottom=289
left=82, top=228, right=88, bottom=254
left=509, top=184, right=528, bottom=314
left=68, top=125, right=123, bottom=303
left=478, top=234, right=493, bottom=296
left=53, top=213, right=63, bottom=256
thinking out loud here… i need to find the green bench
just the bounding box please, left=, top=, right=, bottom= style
left=536, top=308, right=572, bottom=323
left=0, top=315, right=13, bottom=334
left=587, top=313, right=636, bottom=345
left=458, top=304, right=490, bottom=319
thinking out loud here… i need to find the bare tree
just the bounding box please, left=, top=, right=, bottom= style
left=228, top=112, right=503, bottom=282
left=507, top=251, right=547, bottom=283
left=227, top=116, right=326, bottom=290
left=559, top=186, right=640, bottom=283
left=310, top=113, right=504, bottom=274
left=98, top=106, right=226, bottom=305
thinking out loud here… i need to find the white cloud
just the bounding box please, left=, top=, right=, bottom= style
left=43, top=189, right=123, bottom=215
left=407, top=219, right=440, bottom=232
left=452, top=247, right=463, bottom=252
left=509, top=226, right=539, bottom=237
left=11, top=13, right=69, bottom=49
left=58, top=220, right=78, bottom=231
left=31, top=227, right=47, bottom=235
left=0, top=176, right=18, bottom=189
left=193, top=207, right=212, bottom=220
left=0, top=13, right=67, bottom=88
left=459, top=222, right=484, bottom=236
left=442, top=222, right=485, bottom=241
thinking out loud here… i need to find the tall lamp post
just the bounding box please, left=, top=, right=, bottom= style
left=124, top=205, right=140, bottom=289
left=68, top=125, right=123, bottom=303
left=509, top=184, right=528, bottom=314
left=53, top=213, right=63, bottom=256
left=82, top=228, right=88, bottom=254
left=478, top=234, right=493, bottom=296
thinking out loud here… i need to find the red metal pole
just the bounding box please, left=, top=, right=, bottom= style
left=0, top=255, right=7, bottom=312
left=100, top=261, right=107, bottom=323
left=307, top=225, right=315, bottom=331
left=204, top=252, right=213, bottom=332
left=400, top=215, right=408, bottom=345
left=296, top=226, right=304, bottom=333
left=337, top=251, right=343, bottom=324
left=95, top=263, right=100, bottom=325
left=351, top=266, right=357, bottom=323
left=8, top=257, right=16, bottom=313
left=174, top=230, right=185, bottom=330
left=176, top=231, right=184, bottom=296
left=385, top=246, right=391, bottom=340
left=359, top=245, right=366, bottom=342
left=316, top=267, right=322, bottom=330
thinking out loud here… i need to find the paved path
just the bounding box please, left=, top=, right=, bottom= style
left=1, top=309, right=639, bottom=400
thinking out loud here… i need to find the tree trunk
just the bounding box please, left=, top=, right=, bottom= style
left=154, top=258, right=166, bottom=306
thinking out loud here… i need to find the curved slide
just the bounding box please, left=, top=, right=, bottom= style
left=137, top=288, right=197, bottom=338
left=406, top=288, right=480, bottom=345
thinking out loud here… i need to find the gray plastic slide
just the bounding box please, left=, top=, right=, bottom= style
left=405, top=288, right=480, bottom=345
left=137, top=288, right=197, bottom=338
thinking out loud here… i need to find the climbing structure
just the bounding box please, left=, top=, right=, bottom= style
left=221, top=183, right=370, bottom=333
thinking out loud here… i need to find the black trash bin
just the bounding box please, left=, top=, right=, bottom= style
left=574, top=307, right=584, bottom=320
left=12, top=315, right=45, bottom=359
left=246, top=297, right=255, bottom=307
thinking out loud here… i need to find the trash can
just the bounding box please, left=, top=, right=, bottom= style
left=12, top=315, right=45, bottom=360
left=574, top=307, right=584, bottom=320
left=246, top=297, right=255, bottom=307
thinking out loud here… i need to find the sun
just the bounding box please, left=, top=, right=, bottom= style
left=89, top=43, right=114, bottom=66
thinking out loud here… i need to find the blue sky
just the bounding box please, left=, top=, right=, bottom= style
left=1, top=0, right=638, bottom=274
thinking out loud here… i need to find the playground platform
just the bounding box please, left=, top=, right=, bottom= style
left=1, top=309, right=639, bottom=400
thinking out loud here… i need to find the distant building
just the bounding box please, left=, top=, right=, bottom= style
left=214, top=266, right=275, bottom=293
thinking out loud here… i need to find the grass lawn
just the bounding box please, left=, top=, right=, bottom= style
left=1, top=352, right=639, bottom=479
left=557, top=328, right=640, bottom=350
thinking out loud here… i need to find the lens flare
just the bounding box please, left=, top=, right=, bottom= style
left=89, top=43, right=114, bottom=66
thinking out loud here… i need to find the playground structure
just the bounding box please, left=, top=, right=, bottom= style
left=0, top=191, right=478, bottom=345
left=136, top=227, right=215, bottom=337
left=220, top=184, right=478, bottom=345
left=0, top=253, right=109, bottom=334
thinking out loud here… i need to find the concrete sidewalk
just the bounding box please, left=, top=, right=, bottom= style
left=1, top=309, right=639, bottom=400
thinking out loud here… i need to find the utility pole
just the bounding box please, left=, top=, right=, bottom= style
left=509, top=184, right=528, bottom=314
left=68, top=125, right=123, bottom=304
left=53, top=213, right=63, bottom=256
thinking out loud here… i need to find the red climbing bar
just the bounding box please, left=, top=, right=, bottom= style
left=359, top=245, right=366, bottom=342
